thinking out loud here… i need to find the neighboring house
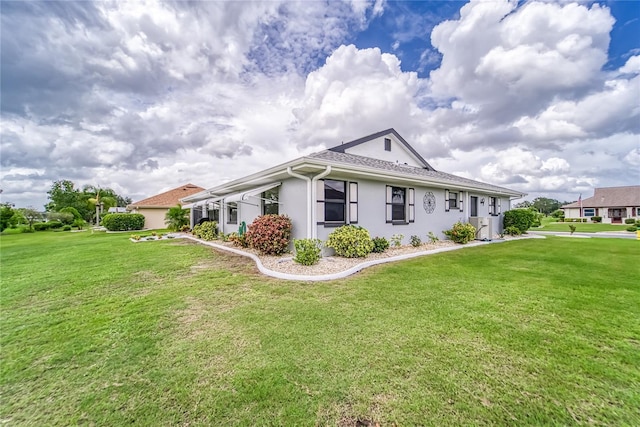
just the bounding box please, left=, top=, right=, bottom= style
left=128, top=183, right=205, bottom=229
left=107, top=207, right=128, bottom=213
left=182, top=129, right=525, bottom=243
left=561, top=186, right=640, bottom=224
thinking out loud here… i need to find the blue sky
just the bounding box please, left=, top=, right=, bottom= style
left=1, top=0, right=639, bottom=208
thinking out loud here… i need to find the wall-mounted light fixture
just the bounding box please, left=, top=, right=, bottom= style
left=480, top=198, right=485, bottom=205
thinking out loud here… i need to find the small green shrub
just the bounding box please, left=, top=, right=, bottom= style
left=591, top=216, right=602, bottom=223
left=427, top=231, right=439, bottom=243
left=503, top=209, right=535, bottom=233
left=101, top=213, right=144, bottom=231
left=228, top=232, right=249, bottom=248
left=326, top=225, right=374, bottom=258
left=410, top=235, right=422, bottom=247
left=180, top=224, right=191, bottom=232
left=626, top=225, right=637, bottom=232
left=62, top=225, right=72, bottom=231
left=293, top=238, right=323, bottom=266
left=624, top=218, right=636, bottom=224
left=390, top=234, right=404, bottom=247
left=443, top=222, right=476, bottom=244
left=48, top=220, right=63, bottom=229
left=245, top=215, right=292, bottom=255
left=569, top=224, right=576, bottom=234
left=371, top=237, right=390, bottom=253
left=504, top=226, right=521, bottom=236
left=72, top=218, right=86, bottom=230
left=192, top=221, right=218, bottom=240
left=551, top=209, right=565, bottom=219
left=33, top=222, right=51, bottom=231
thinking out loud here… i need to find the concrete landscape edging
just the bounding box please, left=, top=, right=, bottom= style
left=179, top=234, right=545, bottom=282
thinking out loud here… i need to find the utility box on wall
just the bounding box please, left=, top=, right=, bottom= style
left=469, top=217, right=493, bottom=240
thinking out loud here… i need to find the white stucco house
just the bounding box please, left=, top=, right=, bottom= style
left=182, top=129, right=526, bottom=243
left=561, top=186, right=640, bottom=224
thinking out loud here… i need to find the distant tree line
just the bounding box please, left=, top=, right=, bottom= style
left=513, top=197, right=573, bottom=216
left=46, top=180, right=132, bottom=224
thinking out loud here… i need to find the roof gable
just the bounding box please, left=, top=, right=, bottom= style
left=129, top=183, right=205, bottom=208
left=328, top=129, right=435, bottom=171
left=562, top=185, right=640, bottom=208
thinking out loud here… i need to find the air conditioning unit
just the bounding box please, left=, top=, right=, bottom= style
left=469, top=217, right=493, bottom=240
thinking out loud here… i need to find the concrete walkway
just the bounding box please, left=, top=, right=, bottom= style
left=180, top=234, right=545, bottom=282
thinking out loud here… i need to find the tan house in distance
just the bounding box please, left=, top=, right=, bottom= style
left=128, top=183, right=204, bottom=229
left=562, top=185, right=640, bottom=224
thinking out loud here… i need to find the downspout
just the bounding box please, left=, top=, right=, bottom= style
left=310, top=166, right=332, bottom=239
left=287, top=167, right=313, bottom=238
left=287, top=165, right=332, bottom=239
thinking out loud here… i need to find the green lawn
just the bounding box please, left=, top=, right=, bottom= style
left=2, top=231, right=639, bottom=425
left=535, top=217, right=636, bottom=233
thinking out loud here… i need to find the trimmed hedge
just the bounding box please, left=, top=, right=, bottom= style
left=102, top=213, right=145, bottom=231
left=591, top=216, right=602, bottom=223
left=503, top=209, right=536, bottom=233
left=245, top=215, right=292, bottom=255
left=624, top=218, right=636, bottom=224
left=326, top=225, right=373, bottom=258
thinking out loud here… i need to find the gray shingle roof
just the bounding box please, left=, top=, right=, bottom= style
left=308, top=150, right=521, bottom=195
left=562, top=186, right=640, bottom=208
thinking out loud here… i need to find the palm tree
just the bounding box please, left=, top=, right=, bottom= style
left=87, top=188, right=116, bottom=225
left=165, top=205, right=189, bottom=231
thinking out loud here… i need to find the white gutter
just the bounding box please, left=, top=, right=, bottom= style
left=287, top=167, right=313, bottom=239
left=287, top=165, right=331, bottom=239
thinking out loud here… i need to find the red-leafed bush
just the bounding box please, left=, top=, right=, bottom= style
left=245, top=215, right=292, bottom=255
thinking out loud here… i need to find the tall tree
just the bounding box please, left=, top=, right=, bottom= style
left=0, top=203, right=16, bottom=232
left=531, top=197, right=562, bottom=216
left=84, top=186, right=117, bottom=225
left=17, top=207, right=42, bottom=231
left=46, top=180, right=91, bottom=220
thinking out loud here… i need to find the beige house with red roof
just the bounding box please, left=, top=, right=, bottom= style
left=561, top=185, right=640, bottom=224
left=128, top=184, right=204, bottom=229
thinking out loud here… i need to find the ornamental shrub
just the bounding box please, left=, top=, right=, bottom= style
left=192, top=221, right=218, bottom=240
left=591, top=216, right=602, bottom=223
left=62, top=225, right=71, bottom=231
left=245, top=215, right=292, bottom=255
left=228, top=232, right=249, bottom=248
left=427, top=231, right=439, bottom=243
left=504, top=226, right=521, bottom=236
left=390, top=234, right=404, bottom=247
left=101, top=213, right=145, bottom=231
left=443, top=222, right=476, bottom=244
left=293, top=238, right=323, bottom=266
left=47, top=220, right=63, bottom=229
left=33, top=222, right=51, bottom=231
left=503, top=209, right=536, bottom=234
left=624, top=218, right=636, bottom=224
left=371, top=236, right=390, bottom=253
left=626, top=225, right=638, bottom=232
left=551, top=209, right=565, bottom=219
left=410, top=235, right=422, bottom=247
left=326, top=225, right=373, bottom=258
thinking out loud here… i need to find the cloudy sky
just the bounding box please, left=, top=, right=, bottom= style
left=1, top=0, right=639, bottom=209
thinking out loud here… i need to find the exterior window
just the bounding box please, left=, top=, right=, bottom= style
left=386, top=186, right=415, bottom=223
left=384, top=138, right=391, bottom=151
left=445, top=189, right=463, bottom=212
left=227, top=204, right=237, bottom=224
left=391, top=187, right=405, bottom=221
left=262, top=188, right=279, bottom=215
left=324, top=180, right=346, bottom=224
left=449, top=191, right=458, bottom=209
left=583, top=208, right=595, bottom=217
left=489, top=197, right=498, bottom=215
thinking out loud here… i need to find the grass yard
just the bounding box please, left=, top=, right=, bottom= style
left=535, top=217, right=636, bottom=233
left=1, top=231, right=639, bottom=425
